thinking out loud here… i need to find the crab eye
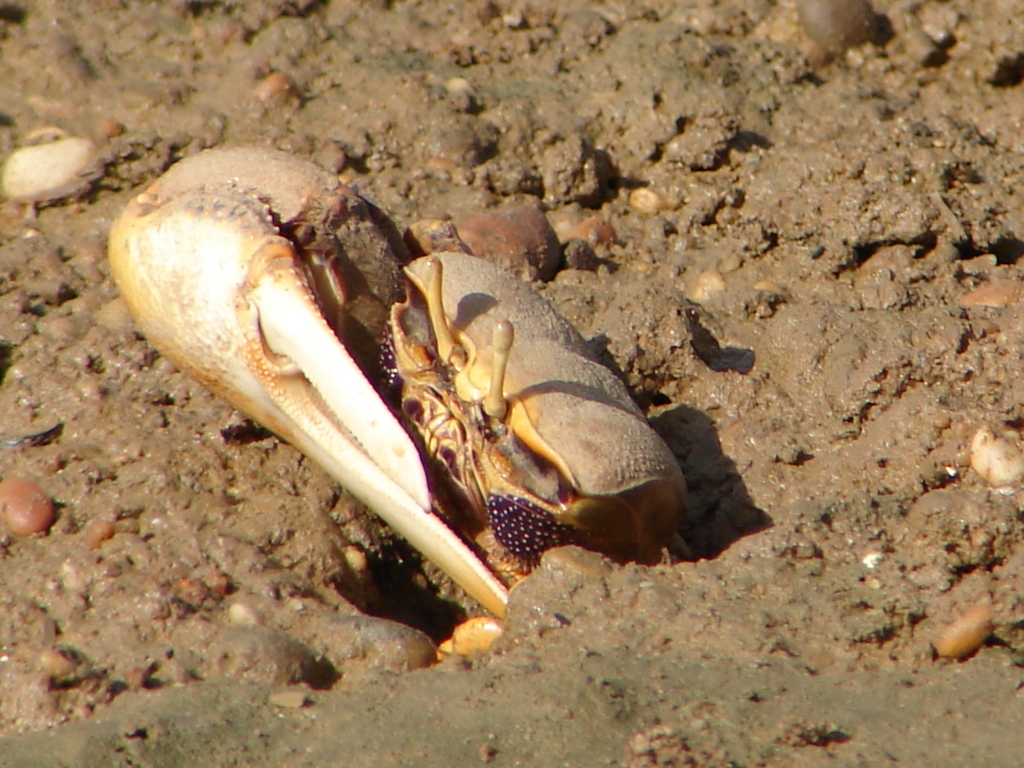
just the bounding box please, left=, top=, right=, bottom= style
left=487, top=495, right=573, bottom=565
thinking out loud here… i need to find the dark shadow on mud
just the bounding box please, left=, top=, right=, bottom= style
left=651, top=404, right=771, bottom=560
left=0, top=342, right=9, bottom=385
left=365, top=535, right=468, bottom=642
left=685, top=304, right=756, bottom=374
left=992, top=236, right=1024, bottom=264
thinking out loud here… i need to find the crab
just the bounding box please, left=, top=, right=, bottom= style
left=107, top=147, right=686, bottom=617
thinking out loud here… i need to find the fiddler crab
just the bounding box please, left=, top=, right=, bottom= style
left=108, top=147, right=686, bottom=617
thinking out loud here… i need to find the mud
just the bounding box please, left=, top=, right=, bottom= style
left=1, top=0, right=1024, bottom=765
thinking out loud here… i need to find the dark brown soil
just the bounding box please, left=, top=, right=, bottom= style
left=1, top=1, right=1023, bottom=765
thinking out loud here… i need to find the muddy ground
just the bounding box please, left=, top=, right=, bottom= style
left=1, top=0, right=1023, bottom=765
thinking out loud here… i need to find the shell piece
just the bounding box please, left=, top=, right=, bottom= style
left=404, top=251, right=686, bottom=565
left=1, top=136, right=97, bottom=203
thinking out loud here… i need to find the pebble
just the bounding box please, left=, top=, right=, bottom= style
left=558, top=215, right=617, bottom=248
left=439, top=616, right=504, bottom=656
left=0, top=477, right=55, bottom=536
left=959, top=254, right=997, bottom=277
left=37, top=651, right=77, bottom=684
left=254, top=72, right=299, bottom=107
left=227, top=601, right=264, bottom=627
left=96, top=117, right=124, bottom=139
left=267, top=688, right=311, bottom=709
left=969, top=426, right=1024, bottom=487
left=934, top=605, right=992, bottom=660
left=456, top=206, right=562, bottom=281
left=82, top=518, right=116, bottom=549
left=686, top=269, right=728, bottom=304
left=797, top=0, right=876, bottom=55
left=445, top=77, right=478, bottom=112
left=405, top=219, right=472, bottom=258
left=37, top=648, right=77, bottom=683
left=958, top=280, right=1021, bottom=309
left=212, top=627, right=329, bottom=687
left=325, top=615, right=437, bottom=673
left=628, top=187, right=666, bottom=216
left=1, top=135, right=97, bottom=203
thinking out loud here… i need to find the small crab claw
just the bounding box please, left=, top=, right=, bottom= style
left=109, top=173, right=509, bottom=617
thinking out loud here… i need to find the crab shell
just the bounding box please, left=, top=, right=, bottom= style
left=107, top=146, right=685, bottom=617
left=399, top=252, right=686, bottom=568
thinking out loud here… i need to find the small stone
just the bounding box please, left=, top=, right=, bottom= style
left=861, top=551, right=883, bottom=569
left=96, top=117, right=124, bottom=139
left=254, top=72, right=299, bottom=107
left=970, top=426, right=1024, bottom=487
left=405, top=219, right=472, bottom=258
left=325, top=615, right=437, bottom=674
left=686, top=269, right=727, bottom=304
left=37, top=648, right=78, bottom=683
left=267, top=688, right=311, bottom=709
left=445, top=77, right=478, bottom=112
left=797, top=0, right=876, bottom=56
left=227, top=601, right=263, bottom=627
left=315, top=142, right=347, bottom=174
left=211, top=627, right=333, bottom=687
left=439, top=616, right=504, bottom=657
left=935, top=605, right=992, bottom=660
left=958, top=280, right=1021, bottom=309
left=82, top=518, right=116, bottom=549
left=629, top=187, right=665, bottom=216
left=558, top=215, right=616, bottom=247
left=38, top=315, right=80, bottom=343
left=959, top=254, right=997, bottom=276
left=0, top=477, right=55, bottom=536
left=456, top=206, right=562, bottom=281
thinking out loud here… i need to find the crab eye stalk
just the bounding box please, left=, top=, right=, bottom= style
left=483, top=318, right=514, bottom=420
left=421, top=256, right=464, bottom=368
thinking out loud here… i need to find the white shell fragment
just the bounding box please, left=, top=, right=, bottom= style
left=861, top=551, right=884, bottom=570
left=1, top=136, right=97, bottom=203
left=969, top=426, right=1024, bottom=488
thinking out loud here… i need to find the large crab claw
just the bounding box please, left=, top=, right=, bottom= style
left=108, top=148, right=509, bottom=616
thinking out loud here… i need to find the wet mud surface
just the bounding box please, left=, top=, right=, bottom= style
left=2, top=0, right=1024, bottom=765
